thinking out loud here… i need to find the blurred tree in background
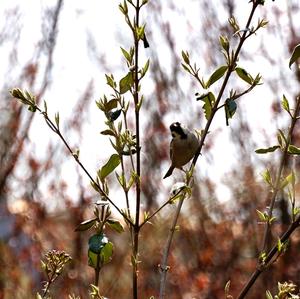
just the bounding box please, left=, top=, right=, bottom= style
left=1, top=1, right=300, bottom=298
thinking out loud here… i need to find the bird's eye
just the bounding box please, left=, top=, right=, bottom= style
left=171, top=133, right=176, bottom=138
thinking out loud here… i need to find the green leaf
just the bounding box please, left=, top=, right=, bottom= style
left=281, top=94, right=290, bottom=114
left=219, top=35, right=229, bottom=52
left=266, top=290, right=273, bottom=299
left=105, top=74, right=116, bottom=88
left=235, top=67, right=253, bottom=85
left=120, top=47, right=132, bottom=63
left=100, top=129, right=115, bottom=136
left=106, top=99, right=118, bottom=111
left=288, top=144, right=300, bottom=155
left=75, top=218, right=97, bottom=232
left=256, top=209, right=268, bottom=222
left=107, top=219, right=125, bottom=233
left=88, top=233, right=108, bottom=254
left=206, top=65, right=227, bottom=88
left=261, top=169, right=273, bottom=187
left=55, top=112, right=60, bottom=128
left=181, top=50, right=190, bottom=64
left=140, top=59, right=150, bottom=78
left=289, top=44, right=300, bottom=69
left=277, top=129, right=287, bottom=149
left=119, top=72, right=133, bottom=94
left=198, top=92, right=215, bottom=120
left=88, top=250, right=99, bottom=269
left=255, top=145, right=280, bottom=154
left=100, top=242, right=113, bottom=264
left=280, top=172, right=296, bottom=189
left=99, top=154, right=121, bottom=180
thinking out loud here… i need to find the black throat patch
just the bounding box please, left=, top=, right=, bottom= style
left=170, top=122, right=187, bottom=139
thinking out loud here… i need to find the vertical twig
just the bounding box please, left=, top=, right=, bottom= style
left=133, top=1, right=141, bottom=298
left=158, top=2, right=260, bottom=298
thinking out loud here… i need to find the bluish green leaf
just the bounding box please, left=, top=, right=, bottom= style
left=107, top=109, right=122, bottom=122
left=206, top=65, right=227, bottom=88
left=289, top=44, right=300, bottom=69
left=225, top=98, right=237, bottom=125
left=99, top=154, right=121, bottom=180
left=119, top=72, right=133, bottom=94
left=255, top=145, right=280, bottom=154
left=88, top=233, right=108, bottom=254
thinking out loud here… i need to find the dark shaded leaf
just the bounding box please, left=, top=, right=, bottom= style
left=255, top=145, right=280, bottom=154
left=100, top=129, right=115, bottom=136
left=289, top=44, right=300, bottom=69
left=107, top=219, right=124, bottom=233
left=288, top=145, right=300, bottom=155
left=107, top=109, right=122, bottom=122
left=75, top=218, right=97, bottom=232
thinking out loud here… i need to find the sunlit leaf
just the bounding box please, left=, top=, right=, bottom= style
left=197, top=92, right=215, bottom=120
left=206, top=65, right=227, bottom=88
left=120, top=47, right=132, bottom=63
left=261, top=169, right=273, bottom=187
left=281, top=94, right=290, bottom=114
left=100, top=242, right=113, bottom=264
left=99, top=154, right=121, bottom=180
left=119, top=72, right=133, bottom=94
left=235, top=67, right=253, bottom=85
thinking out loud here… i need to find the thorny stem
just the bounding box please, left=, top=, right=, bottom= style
left=159, top=2, right=260, bottom=298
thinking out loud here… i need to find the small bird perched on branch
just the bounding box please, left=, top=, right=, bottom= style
left=163, top=122, right=199, bottom=179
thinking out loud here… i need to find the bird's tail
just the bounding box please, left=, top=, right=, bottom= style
left=163, top=166, right=174, bottom=179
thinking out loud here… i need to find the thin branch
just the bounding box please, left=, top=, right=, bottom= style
left=158, top=2, right=260, bottom=298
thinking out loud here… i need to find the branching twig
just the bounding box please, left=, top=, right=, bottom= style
left=158, top=2, right=261, bottom=298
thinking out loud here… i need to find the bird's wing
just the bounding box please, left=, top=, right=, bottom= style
left=169, top=139, right=174, bottom=159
